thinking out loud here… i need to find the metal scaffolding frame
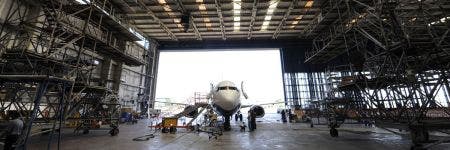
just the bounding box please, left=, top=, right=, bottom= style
left=304, top=0, right=450, bottom=149
left=0, top=0, right=147, bottom=148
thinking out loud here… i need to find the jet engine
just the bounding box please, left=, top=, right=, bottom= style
left=184, top=105, right=198, bottom=118
left=249, top=105, right=265, bottom=118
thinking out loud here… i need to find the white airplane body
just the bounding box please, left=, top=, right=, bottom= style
left=207, top=80, right=264, bottom=130
left=209, top=81, right=242, bottom=116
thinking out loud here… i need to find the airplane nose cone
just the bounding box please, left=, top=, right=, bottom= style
left=215, top=91, right=240, bottom=111
left=222, top=94, right=236, bottom=102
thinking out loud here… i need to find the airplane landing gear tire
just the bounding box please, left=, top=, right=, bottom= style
left=330, top=128, right=338, bottom=137
left=410, top=145, right=426, bottom=150
left=110, top=128, right=119, bottom=136
left=410, top=128, right=429, bottom=150
left=83, top=129, right=89, bottom=134
left=224, top=116, right=231, bottom=131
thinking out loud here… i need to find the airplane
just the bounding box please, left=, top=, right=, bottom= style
left=206, top=80, right=265, bottom=131
left=154, top=80, right=269, bottom=131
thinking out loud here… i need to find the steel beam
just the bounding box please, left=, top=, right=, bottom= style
left=272, top=0, right=297, bottom=39
left=247, top=0, right=259, bottom=39
left=214, top=0, right=227, bottom=40
left=136, top=0, right=177, bottom=41
left=175, top=0, right=202, bottom=40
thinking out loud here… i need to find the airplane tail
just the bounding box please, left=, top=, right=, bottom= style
left=241, top=81, right=248, bottom=99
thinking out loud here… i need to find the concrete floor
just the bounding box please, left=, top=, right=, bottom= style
left=25, top=114, right=450, bottom=150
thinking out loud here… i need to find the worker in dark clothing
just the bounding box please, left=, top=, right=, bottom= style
left=281, top=109, right=287, bottom=123
left=3, top=111, right=23, bottom=150
left=239, top=113, right=243, bottom=122
left=235, top=113, right=239, bottom=122
left=250, top=111, right=256, bottom=130
left=247, top=110, right=253, bottom=131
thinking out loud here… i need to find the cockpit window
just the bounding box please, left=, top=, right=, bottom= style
left=217, top=86, right=238, bottom=91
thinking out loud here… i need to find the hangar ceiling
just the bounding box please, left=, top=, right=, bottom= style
left=112, top=0, right=319, bottom=41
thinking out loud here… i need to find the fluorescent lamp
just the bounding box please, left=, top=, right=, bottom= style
left=199, top=4, right=206, bottom=10
left=234, top=22, right=240, bottom=31
left=206, top=23, right=212, bottom=27
left=305, top=1, right=314, bottom=8
left=267, top=9, right=275, bottom=14
left=261, top=25, right=268, bottom=31
left=158, top=0, right=166, bottom=4
left=233, top=3, right=240, bottom=10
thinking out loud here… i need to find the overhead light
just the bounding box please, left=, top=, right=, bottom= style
left=206, top=23, right=212, bottom=28
left=260, top=0, right=278, bottom=31
left=268, top=1, right=278, bottom=9
left=292, top=21, right=299, bottom=25
left=305, top=1, right=314, bottom=8
left=290, top=25, right=295, bottom=29
left=199, top=4, right=206, bottom=10
left=174, top=18, right=181, bottom=23
left=196, top=0, right=203, bottom=2
left=233, top=3, right=240, bottom=10
left=261, top=25, right=268, bottom=31
left=234, top=22, right=240, bottom=27
left=234, top=22, right=240, bottom=31
left=233, top=0, right=241, bottom=32
left=158, top=0, right=166, bottom=4
left=267, top=8, right=275, bottom=14
left=204, top=18, right=210, bottom=22
left=75, top=0, right=89, bottom=4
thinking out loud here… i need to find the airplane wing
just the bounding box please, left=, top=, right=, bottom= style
left=240, top=101, right=284, bottom=108
left=154, top=101, right=189, bottom=106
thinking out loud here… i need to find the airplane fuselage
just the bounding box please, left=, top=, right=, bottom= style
left=210, top=81, right=242, bottom=116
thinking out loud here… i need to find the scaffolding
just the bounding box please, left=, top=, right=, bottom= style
left=304, top=0, right=450, bottom=148
left=0, top=0, right=145, bottom=149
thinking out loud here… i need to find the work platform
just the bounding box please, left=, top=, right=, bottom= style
left=62, top=4, right=141, bottom=41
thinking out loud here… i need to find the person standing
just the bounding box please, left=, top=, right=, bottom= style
left=250, top=111, right=256, bottom=130
left=4, top=111, right=23, bottom=150
left=281, top=109, right=287, bottom=123
left=239, top=113, right=243, bottom=122
left=247, top=110, right=253, bottom=131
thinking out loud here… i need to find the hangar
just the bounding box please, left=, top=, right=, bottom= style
left=0, top=0, right=449, bottom=149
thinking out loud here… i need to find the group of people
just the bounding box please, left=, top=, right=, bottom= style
left=280, top=109, right=290, bottom=123
left=1, top=111, right=24, bottom=150
left=234, top=112, right=243, bottom=122
left=234, top=111, right=257, bottom=132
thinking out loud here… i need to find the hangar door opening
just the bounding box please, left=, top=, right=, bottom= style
left=155, top=49, right=285, bottom=116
